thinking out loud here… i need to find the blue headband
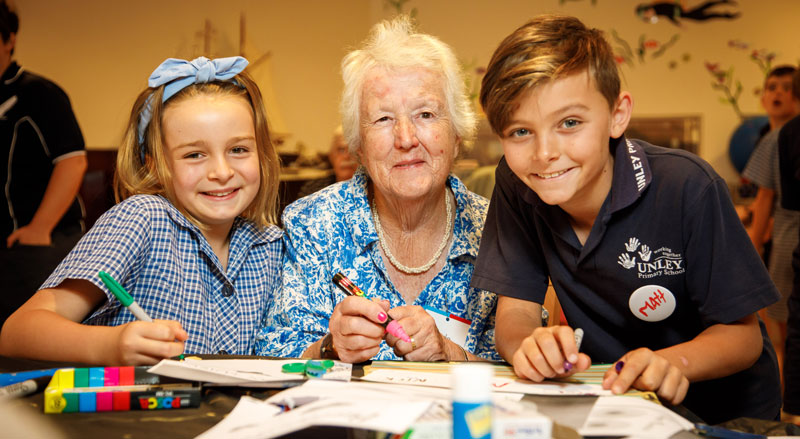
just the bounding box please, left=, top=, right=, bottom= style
left=136, top=56, right=250, bottom=163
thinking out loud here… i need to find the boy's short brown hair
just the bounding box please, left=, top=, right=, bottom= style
left=480, top=15, right=620, bottom=135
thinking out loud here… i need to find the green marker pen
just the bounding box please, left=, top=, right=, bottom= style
left=98, top=271, right=153, bottom=322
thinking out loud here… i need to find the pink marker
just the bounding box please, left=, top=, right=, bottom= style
left=332, top=272, right=411, bottom=343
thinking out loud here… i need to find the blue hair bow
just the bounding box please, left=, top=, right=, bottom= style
left=136, top=56, right=249, bottom=162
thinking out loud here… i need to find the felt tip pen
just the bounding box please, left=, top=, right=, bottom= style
left=0, top=375, right=51, bottom=400
left=563, top=328, right=584, bottom=372
left=98, top=271, right=153, bottom=322
left=332, top=272, right=411, bottom=343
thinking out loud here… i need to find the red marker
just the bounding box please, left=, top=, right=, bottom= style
left=332, top=272, right=411, bottom=343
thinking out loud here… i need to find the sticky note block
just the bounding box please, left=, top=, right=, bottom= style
left=74, top=368, right=89, bottom=388
left=112, top=391, right=130, bottom=411
left=104, top=367, right=119, bottom=386
left=63, top=393, right=79, bottom=413
left=79, top=392, right=96, bottom=412
left=119, top=367, right=134, bottom=386
left=96, top=392, right=113, bottom=411
left=88, top=368, right=104, bottom=387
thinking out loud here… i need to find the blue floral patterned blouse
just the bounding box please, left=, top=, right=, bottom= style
left=255, top=168, right=500, bottom=360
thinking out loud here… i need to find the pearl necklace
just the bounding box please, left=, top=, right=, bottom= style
left=373, top=192, right=453, bottom=275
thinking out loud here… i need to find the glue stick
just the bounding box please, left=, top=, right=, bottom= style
left=452, top=363, right=492, bottom=439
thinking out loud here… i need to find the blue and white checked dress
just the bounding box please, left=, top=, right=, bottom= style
left=254, top=168, right=500, bottom=360
left=42, top=194, right=283, bottom=355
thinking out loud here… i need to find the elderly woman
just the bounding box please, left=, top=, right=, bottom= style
left=255, top=16, right=500, bottom=363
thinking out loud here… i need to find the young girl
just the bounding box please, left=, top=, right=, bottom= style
left=0, top=56, right=283, bottom=365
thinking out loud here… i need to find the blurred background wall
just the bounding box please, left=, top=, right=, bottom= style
left=13, top=0, right=800, bottom=183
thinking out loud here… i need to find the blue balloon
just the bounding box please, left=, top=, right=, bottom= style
left=729, top=115, right=769, bottom=173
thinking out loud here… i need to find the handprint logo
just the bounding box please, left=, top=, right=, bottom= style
left=638, top=245, right=652, bottom=262
left=618, top=253, right=636, bottom=269
left=625, top=237, right=640, bottom=252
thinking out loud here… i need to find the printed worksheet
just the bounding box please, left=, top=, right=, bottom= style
left=148, top=358, right=351, bottom=387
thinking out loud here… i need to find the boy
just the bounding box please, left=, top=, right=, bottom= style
left=742, top=66, right=800, bottom=370
left=473, top=15, right=780, bottom=424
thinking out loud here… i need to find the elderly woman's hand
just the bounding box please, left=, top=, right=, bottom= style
left=329, top=296, right=391, bottom=363
left=385, top=305, right=464, bottom=361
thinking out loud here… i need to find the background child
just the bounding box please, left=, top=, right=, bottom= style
left=0, top=56, right=283, bottom=365
left=473, top=15, right=781, bottom=424
left=742, top=65, right=800, bottom=377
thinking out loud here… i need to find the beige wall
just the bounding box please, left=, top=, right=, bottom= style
left=12, top=0, right=800, bottom=182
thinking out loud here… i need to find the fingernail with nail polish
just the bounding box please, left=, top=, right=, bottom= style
left=377, top=312, right=387, bottom=322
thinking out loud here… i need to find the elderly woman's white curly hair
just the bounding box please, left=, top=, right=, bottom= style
left=339, top=15, right=477, bottom=155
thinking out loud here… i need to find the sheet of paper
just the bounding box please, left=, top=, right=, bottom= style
left=195, top=396, right=282, bottom=439
left=148, top=358, right=351, bottom=386
left=195, top=385, right=433, bottom=439
left=578, top=395, right=693, bottom=438
left=361, top=368, right=611, bottom=396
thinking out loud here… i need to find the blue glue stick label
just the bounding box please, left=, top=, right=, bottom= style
left=453, top=401, right=491, bottom=439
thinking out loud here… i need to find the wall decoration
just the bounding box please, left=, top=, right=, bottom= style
left=727, top=39, right=777, bottom=79
left=705, top=40, right=780, bottom=120
left=610, top=30, right=681, bottom=67
left=182, top=14, right=290, bottom=142
left=667, top=53, right=692, bottom=70
left=704, top=61, right=744, bottom=120
left=635, top=0, right=740, bottom=26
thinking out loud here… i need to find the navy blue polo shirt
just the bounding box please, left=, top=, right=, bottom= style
left=473, top=136, right=781, bottom=424
left=0, top=62, right=85, bottom=239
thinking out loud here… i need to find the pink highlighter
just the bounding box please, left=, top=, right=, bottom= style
left=332, top=272, right=411, bottom=343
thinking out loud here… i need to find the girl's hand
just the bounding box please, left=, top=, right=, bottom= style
left=510, top=326, right=590, bottom=381
left=603, top=348, right=689, bottom=405
left=112, top=319, right=188, bottom=365
left=328, top=296, right=390, bottom=363
left=385, top=305, right=459, bottom=362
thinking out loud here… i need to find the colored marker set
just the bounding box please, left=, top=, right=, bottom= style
left=44, top=366, right=201, bottom=414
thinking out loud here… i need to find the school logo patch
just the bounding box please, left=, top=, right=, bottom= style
left=617, top=237, right=685, bottom=279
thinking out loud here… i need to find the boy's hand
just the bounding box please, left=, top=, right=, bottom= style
left=113, top=320, right=188, bottom=365
left=603, top=348, right=689, bottom=405
left=511, top=326, right=590, bottom=381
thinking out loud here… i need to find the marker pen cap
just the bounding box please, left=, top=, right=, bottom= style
left=451, top=363, right=492, bottom=402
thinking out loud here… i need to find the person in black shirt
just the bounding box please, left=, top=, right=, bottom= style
left=779, top=68, right=800, bottom=424
left=0, top=1, right=86, bottom=326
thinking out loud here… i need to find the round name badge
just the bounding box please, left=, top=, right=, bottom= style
left=628, top=285, right=676, bottom=322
